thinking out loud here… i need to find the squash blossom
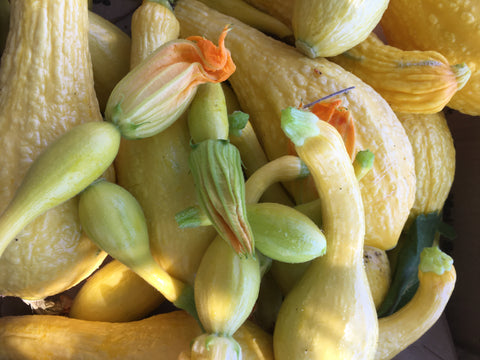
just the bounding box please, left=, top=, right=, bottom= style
left=104, top=26, right=236, bottom=139
left=189, top=139, right=255, bottom=258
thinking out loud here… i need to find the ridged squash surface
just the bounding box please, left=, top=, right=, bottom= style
left=397, top=111, right=455, bottom=223
left=380, top=0, right=480, bottom=115
left=0, top=0, right=112, bottom=299
left=175, top=0, right=416, bottom=250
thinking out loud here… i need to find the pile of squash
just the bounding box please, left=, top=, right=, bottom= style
left=0, top=0, right=469, bottom=358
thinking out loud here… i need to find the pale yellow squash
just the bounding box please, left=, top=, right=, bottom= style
left=292, top=0, right=389, bottom=57
left=364, top=245, right=391, bottom=310
left=175, top=0, right=416, bottom=251
left=114, top=0, right=215, bottom=284
left=375, top=247, right=456, bottom=360
left=243, top=0, right=293, bottom=28
left=273, top=113, right=378, bottom=359
left=0, top=0, right=113, bottom=300
left=129, top=0, right=180, bottom=68
left=397, top=111, right=456, bottom=225
left=0, top=311, right=274, bottom=359
left=69, top=260, right=164, bottom=322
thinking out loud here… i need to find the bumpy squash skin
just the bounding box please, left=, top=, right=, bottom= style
left=397, top=111, right=456, bottom=225
left=0, top=311, right=273, bottom=360
left=0, top=0, right=113, bottom=299
left=380, top=0, right=480, bottom=115
left=175, top=0, right=416, bottom=251
left=129, top=0, right=180, bottom=68
left=114, top=0, right=215, bottom=284
left=330, top=33, right=471, bottom=114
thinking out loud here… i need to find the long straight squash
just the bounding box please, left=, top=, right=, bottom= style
left=0, top=311, right=274, bottom=360
left=0, top=0, right=113, bottom=300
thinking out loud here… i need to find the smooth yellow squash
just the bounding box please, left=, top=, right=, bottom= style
left=129, top=0, right=180, bottom=68
left=69, top=260, right=165, bottom=322
left=273, top=108, right=378, bottom=359
left=292, top=0, right=389, bottom=57
left=197, top=0, right=292, bottom=39
left=375, top=246, right=456, bottom=360
left=0, top=311, right=274, bottom=360
left=88, top=11, right=131, bottom=112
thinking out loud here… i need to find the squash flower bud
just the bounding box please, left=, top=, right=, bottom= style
left=189, top=139, right=255, bottom=257
left=105, top=26, right=236, bottom=139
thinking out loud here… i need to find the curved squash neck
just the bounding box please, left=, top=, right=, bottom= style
left=298, top=131, right=365, bottom=266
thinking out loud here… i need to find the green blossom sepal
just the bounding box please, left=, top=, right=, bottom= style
left=189, top=139, right=255, bottom=257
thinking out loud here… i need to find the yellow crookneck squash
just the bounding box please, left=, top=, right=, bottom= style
left=113, top=0, right=216, bottom=285
left=273, top=110, right=378, bottom=359
left=330, top=33, right=471, bottom=114
left=375, top=247, right=456, bottom=360
left=380, top=0, right=480, bottom=116
left=0, top=311, right=274, bottom=360
left=175, top=0, right=416, bottom=251
left=397, top=111, right=456, bottom=227
left=0, top=0, right=113, bottom=299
